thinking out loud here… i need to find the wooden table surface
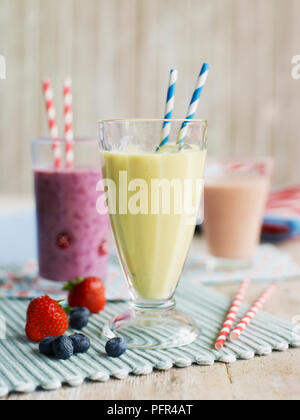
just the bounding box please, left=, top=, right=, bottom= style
left=4, top=237, right=300, bottom=401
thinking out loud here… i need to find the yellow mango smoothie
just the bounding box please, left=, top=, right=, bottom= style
left=101, top=146, right=206, bottom=301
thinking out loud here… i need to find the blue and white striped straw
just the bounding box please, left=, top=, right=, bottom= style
left=156, top=69, right=178, bottom=151
left=177, top=63, right=210, bottom=150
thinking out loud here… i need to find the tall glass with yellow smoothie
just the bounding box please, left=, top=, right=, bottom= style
left=98, top=119, right=207, bottom=349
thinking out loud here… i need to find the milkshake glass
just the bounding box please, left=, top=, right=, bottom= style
left=204, top=158, right=273, bottom=270
left=31, top=138, right=110, bottom=282
left=98, top=119, right=207, bottom=349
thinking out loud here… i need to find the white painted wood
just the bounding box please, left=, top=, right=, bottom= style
left=135, top=0, right=159, bottom=118
left=19, top=0, right=41, bottom=193
left=252, top=0, right=275, bottom=158
left=207, top=0, right=233, bottom=158
left=0, top=0, right=22, bottom=194
left=272, top=0, right=300, bottom=187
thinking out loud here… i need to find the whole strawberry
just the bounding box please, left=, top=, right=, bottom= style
left=65, top=277, right=106, bottom=314
left=26, top=296, right=69, bottom=342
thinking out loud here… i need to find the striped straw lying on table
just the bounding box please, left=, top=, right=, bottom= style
left=215, top=278, right=251, bottom=350
left=43, top=79, right=62, bottom=169
left=157, top=69, right=178, bottom=151
left=231, top=283, right=278, bottom=340
left=63, top=77, right=74, bottom=169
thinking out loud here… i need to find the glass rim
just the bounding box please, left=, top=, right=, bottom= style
left=98, top=118, right=208, bottom=125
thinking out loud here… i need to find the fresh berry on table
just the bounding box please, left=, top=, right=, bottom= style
left=64, top=277, right=106, bottom=314
left=70, top=307, right=91, bottom=318
left=105, top=337, right=127, bottom=358
left=38, top=334, right=91, bottom=359
left=39, top=337, right=55, bottom=356
left=69, top=308, right=90, bottom=330
left=25, top=296, right=69, bottom=342
left=52, top=336, right=74, bottom=360
left=70, top=334, right=91, bottom=354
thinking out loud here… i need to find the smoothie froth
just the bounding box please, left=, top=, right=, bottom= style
left=102, top=148, right=206, bottom=301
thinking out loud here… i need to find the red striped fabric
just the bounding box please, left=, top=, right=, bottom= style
left=231, top=283, right=278, bottom=340
left=215, top=278, right=251, bottom=350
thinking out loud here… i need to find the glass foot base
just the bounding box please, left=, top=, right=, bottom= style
left=103, top=306, right=200, bottom=349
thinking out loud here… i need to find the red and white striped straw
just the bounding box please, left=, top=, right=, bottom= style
left=215, top=278, right=251, bottom=350
left=63, top=77, right=74, bottom=168
left=43, top=79, right=62, bottom=169
left=230, top=283, right=278, bottom=340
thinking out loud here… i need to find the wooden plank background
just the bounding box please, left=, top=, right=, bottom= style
left=0, top=0, right=300, bottom=195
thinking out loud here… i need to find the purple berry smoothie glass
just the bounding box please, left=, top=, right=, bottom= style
left=31, top=138, right=110, bottom=282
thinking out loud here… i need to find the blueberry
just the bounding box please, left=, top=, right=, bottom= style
left=70, top=334, right=91, bottom=354
left=71, top=307, right=91, bottom=318
left=39, top=337, right=55, bottom=356
left=69, top=312, right=89, bottom=330
left=105, top=337, right=127, bottom=358
left=52, top=336, right=74, bottom=360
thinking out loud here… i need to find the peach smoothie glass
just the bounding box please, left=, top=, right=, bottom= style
left=204, top=159, right=273, bottom=270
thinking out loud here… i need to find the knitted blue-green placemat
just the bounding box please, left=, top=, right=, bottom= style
left=0, top=279, right=299, bottom=397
